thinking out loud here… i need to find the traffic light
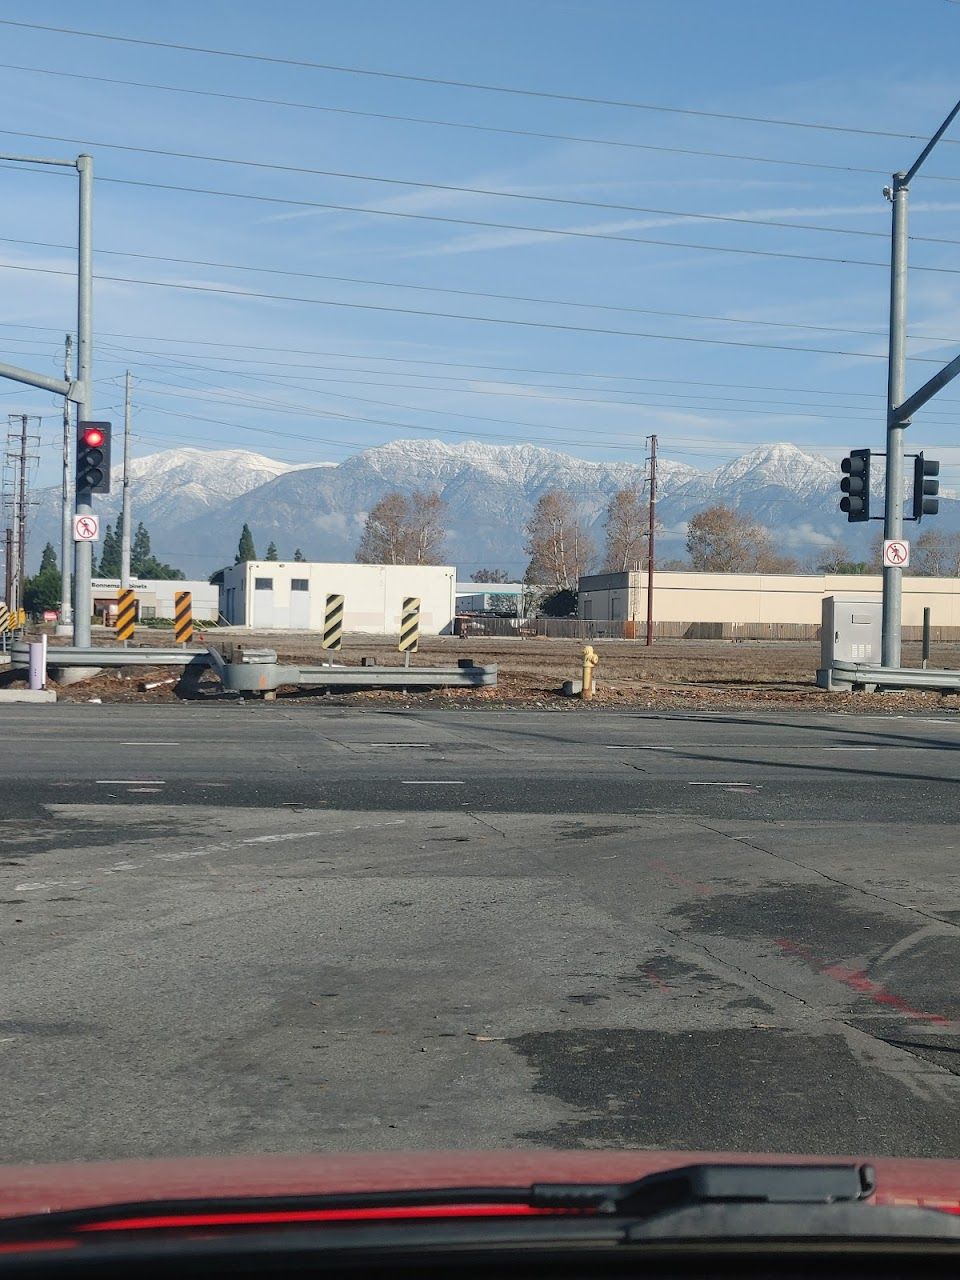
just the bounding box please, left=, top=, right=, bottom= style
left=913, top=452, right=940, bottom=520
left=76, top=421, right=111, bottom=496
left=840, top=448, right=871, bottom=522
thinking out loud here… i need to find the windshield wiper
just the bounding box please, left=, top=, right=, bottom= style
left=5, top=1161, right=960, bottom=1251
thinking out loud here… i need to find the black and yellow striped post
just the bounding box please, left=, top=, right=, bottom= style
left=399, top=596, right=420, bottom=658
left=323, top=593, right=344, bottom=650
left=174, top=590, right=193, bottom=646
left=0, top=602, right=9, bottom=635
left=115, top=588, right=136, bottom=642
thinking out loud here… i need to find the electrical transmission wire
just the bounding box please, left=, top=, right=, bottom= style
left=2, top=18, right=957, bottom=148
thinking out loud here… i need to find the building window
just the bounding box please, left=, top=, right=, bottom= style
left=255, top=578, right=273, bottom=591
left=291, top=579, right=309, bottom=592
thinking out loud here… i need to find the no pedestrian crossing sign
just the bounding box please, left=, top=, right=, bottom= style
left=73, top=514, right=100, bottom=542
left=882, top=538, right=910, bottom=568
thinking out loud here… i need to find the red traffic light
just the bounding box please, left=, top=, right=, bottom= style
left=82, top=426, right=105, bottom=447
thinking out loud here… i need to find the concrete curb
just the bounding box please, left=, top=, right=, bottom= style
left=0, top=689, right=57, bottom=704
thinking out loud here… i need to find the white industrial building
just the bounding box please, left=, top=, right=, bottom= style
left=219, top=561, right=457, bottom=634
left=455, top=582, right=524, bottom=614
left=91, top=578, right=220, bottom=623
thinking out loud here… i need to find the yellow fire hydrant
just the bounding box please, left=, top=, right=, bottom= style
left=582, top=644, right=599, bottom=701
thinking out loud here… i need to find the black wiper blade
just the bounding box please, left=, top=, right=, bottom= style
left=532, top=1161, right=875, bottom=1215
left=0, top=1163, right=875, bottom=1244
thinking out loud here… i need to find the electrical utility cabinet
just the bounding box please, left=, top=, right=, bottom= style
left=816, top=596, right=882, bottom=687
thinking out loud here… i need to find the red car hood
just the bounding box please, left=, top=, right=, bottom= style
left=0, top=1151, right=958, bottom=1220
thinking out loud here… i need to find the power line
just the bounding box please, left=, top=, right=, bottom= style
left=7, top=61, right=959, bottom=184
left=0, top=161, right=916, bottom=268
left=3, top=125, right=946, bottom=243
left=126, top=359, right=859, bottom=428
left=111, top=350, right=960, bottom=424
left=2, top=259, right=920, bottom=358
left=2, top=317, right=954, bottom=399
left=2, top=18, right=956, bottom=148
left=10, top=163, right=960, bottom=272
left=12, top=233, right=960, bottom=342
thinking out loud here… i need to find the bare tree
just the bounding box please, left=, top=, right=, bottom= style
left=407, top=489, right=447, bottom=565
left=471, top=567, right=509, bottom=583
left=355, top=490, right=447, bottom=565
left=913, top=529, right=960, bottom=576
left=603, top=487, right=648, bottom=571
left=686, top=504, right=782, bottom=572
left=524, top=489, right=595, bottom=588
left=356, top=492, right=411, bottom=564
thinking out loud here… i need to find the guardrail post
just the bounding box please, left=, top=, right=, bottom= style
left=922, top=606, right=931, bottom=669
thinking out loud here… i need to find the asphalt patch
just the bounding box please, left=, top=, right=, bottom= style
left=509, top=1027, right=960, bottom=1156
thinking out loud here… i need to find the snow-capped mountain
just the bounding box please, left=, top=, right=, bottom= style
left=24, top=439, right=956, bottom=575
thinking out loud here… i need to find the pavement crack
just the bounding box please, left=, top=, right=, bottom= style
left=694, top=820, right=960, bottom=931
left=466, top=811, right=508, bottom=837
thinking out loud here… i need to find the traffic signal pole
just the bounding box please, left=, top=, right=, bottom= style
left=881, top=173, right=908, bottom=668
left=0, top=150, right=93, bottom=643
left=880, top=97, right=960, bottom=669
left=74, top=154, right=94, bottom=647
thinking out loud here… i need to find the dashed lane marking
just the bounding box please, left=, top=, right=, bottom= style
left=15, top=818, right=407, bottom=892
left=96, top=780, right=166, bottom=786
left=401, top=780, right=465, bottom=786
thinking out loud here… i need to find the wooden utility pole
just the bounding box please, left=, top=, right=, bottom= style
left=646, top=434, right=657, bottom=647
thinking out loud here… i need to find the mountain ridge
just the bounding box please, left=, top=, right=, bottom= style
left=26, top=438, right=953, bottom=576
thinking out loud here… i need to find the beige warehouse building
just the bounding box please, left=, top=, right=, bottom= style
left=578, top=569, right=960, bottom=637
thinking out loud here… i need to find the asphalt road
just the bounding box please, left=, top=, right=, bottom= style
left=2, top=702, right=960, bottom=1163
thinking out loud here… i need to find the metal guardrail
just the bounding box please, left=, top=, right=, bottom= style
left=11, top=642, right=210, bottom=668
left=823, top=660, right=960, bottom=692
left=10, top=642, right=497, bottom=694
left=210, top=649, right=497, bottom=692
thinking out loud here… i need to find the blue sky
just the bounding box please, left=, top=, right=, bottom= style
left=3, top=0, right=960, bottom=489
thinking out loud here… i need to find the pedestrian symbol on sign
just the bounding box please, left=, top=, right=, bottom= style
left=882, top=539, right=910, bottom=568
left=72, top=514, right=100, bottom=542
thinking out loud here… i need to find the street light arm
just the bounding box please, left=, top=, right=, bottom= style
left=905, top=95, right=960, bottom=184
left=0, top=360, right=78, bottom=399
left=894, top=350, right=960, bottom=423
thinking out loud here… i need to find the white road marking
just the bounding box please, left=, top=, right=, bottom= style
left=823, top=746, right=879, bottom=751
left=96, top=780, right=166, bottom=785
left=15, top=819, right=407, bottom=891
left=687, top=782, right=760, bottom=788
left=401, top=780, right=465, bottom=786
left=602, top=745, right=674, bottom=750
left=368, top=743, right=432, bottom=747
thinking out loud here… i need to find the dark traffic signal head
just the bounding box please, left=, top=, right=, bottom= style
left=840, top=448, right=870, bottom=522
left=76, top=421, right=111, bottom=496
left=913, top=452, right=940, bottom=520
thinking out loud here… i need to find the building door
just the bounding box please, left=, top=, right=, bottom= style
left=290, top=578, right=310, bottom=628
left=252, top=576, right=274, bottom=627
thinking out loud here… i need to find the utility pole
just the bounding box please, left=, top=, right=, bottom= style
left=3, top=415, right=39, bottom=614
left=646, top=434, right=657, bottom=647
left=3, top=527, right=12, bottom=607
left=73, top=153, right=94, bottom=646
left=16, top=416, right=27, bottom=599
left=120, top=370, right=132, bottom=588
left=0, top=150, right=94, bottom=644
left=59, top=334, right=73, bottom=632
left=880, top=97, right=960, bottom=668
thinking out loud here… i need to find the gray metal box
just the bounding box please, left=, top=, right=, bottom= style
left=820, top=596, right=882, bottom=669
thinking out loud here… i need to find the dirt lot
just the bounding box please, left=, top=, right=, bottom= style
left=8, top=629, right=960, bottom=713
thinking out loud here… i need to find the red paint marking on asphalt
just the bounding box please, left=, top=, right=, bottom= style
left=649, top=859, right=713, bottom=898
left=642, top=967, right=672, bottom=995
left=775, top=938, right=950, bottom=1025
